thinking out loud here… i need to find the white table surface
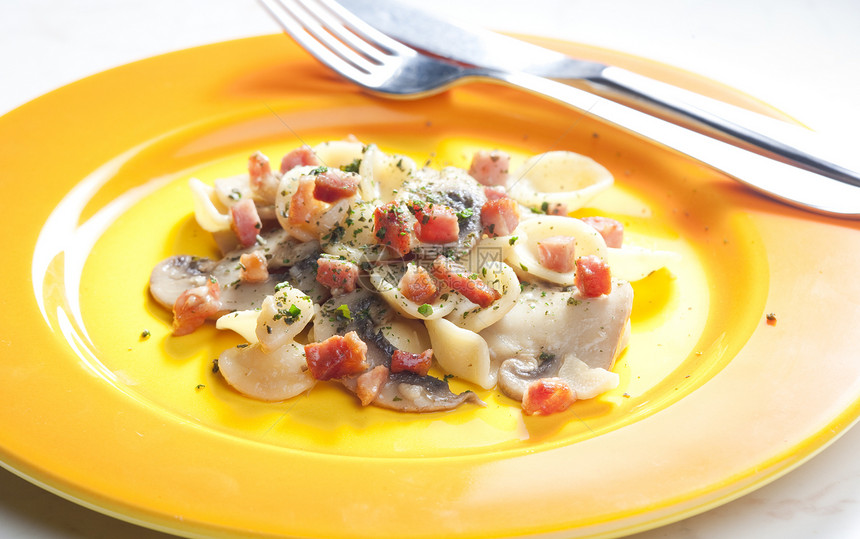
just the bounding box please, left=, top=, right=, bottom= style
left=2, top=1, right=859, bottom=537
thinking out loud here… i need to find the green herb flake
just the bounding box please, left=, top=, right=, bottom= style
left=417, top=304, right=433, bottom=317
left=340, top=158, right=361, bottom=173
left=335, top=304, right=352, bottom=321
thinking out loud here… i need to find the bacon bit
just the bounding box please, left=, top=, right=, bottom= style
left=313, top=169, right=360, bottom=203
left=304, top=331, right=368, bottom=381
left=480, top=197, right=520, bottom=237
left=431, top=256, right=501, bottom=308
left=522, top=378, right=577, bottom=415
left=468, top=150, right=510, bottom=186
left=537, top=236, right=577, bottom=273
left=288, top=176, right=327, bottom=237
left=239, top=251, right=269, bottom=283
left=280, top=145, right=320, bottom=174
left=316, top=257, right=360, bottom=295
left=483, top=185, right=508, bottom=201
left=580, top=216, right=624, bottom=248
left=413, top=204, right=460, bottom=244
left=575, top=255, right=612, bottom=297
left=391, top=349, right=433, bottom=376
left=766, top=313, right=778, bottom=326
left=373, top=202, right=413, bottom=256
left=355, top=365, right=390, bottom=406
left=248, top=151, right=271, bottom=183
left=172, top=278, right=221, bottom=336
left=398, top=264, right=439, bottom=305
left=230, top=198, right=263, bottom=248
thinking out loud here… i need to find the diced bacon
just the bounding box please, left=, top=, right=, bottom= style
left=398, top=264, right=439, bottom=305
left=480, top=198, right=520, bottom=237
left=280, top=145, right=320, bottom=174
left=304, top=331, right=368, bottom=381
left=315, top=257, right=360, bottom=295
left=522, top=378, right=577, bottom=415
left=373, top=202, right=413, bottom=256
left=483, top=185, right=509, bottom=201
left=413, top=205, right=460, bottom=244
left=537, top=235, right=576, bottom=273
left=468, top=150, right=510, bottom=186
left=172, top=278, right=222, bottom=336
left=355, top=365, right=390, bottom=406
left=391, top=349, right=433, bottom=376
left=248, top=151, right=279, bottom=202
left=230, top=198, right=262, bottom=248
left=249, top=151, right=272, bottom=182
left=580, top=216, right=624, bottom=248
left=575, top=255, right=612, bottom=297
left=288, top=176, right=326, bottom=238
left=313, top=169, right=360, bottom=203
left=240, top=250, right=269, bottom=283
left=431, top=256, right=501, bottom=309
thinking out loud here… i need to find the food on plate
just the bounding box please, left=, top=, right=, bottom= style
left=148, top=139, right=677, bottom=415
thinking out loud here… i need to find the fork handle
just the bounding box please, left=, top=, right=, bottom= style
left=568, top=66, right=860, bottom=188
left=489, top=68, right=860, bottom=217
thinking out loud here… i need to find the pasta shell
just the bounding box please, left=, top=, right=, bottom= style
left=255, top=284, right=315, bottom=352
left=215, top=309, right=260, bottom=343
left=370, top=265, right=457, bottom=320
left=507, top=215, right=607, bottom=286
left=445, top=262, right=520, bottom=332
left=425, top=318, right=498, bottom=389
left=189, top=178, right=232, bottom=233
left=218, top=341, right=315, bottom=401
left=508, top=151, right=613, bottom=212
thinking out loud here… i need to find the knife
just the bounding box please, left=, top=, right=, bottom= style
left=336, top=0, right=860, bottom=189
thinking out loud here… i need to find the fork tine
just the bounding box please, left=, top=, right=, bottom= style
left=257, top=0, right=375, bottom=78
left=294, top=0, right=400, bottom=63
left=306, top=0, right=412, bottom=56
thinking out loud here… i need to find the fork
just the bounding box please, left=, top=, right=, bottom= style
left=258, top=0, right=860, bottom=218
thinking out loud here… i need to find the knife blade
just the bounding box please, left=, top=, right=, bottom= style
left=335, top=0, right=860, bottom=188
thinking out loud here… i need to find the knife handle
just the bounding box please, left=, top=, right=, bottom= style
left=574, top=66, right=860, bottom=188
left=494, top=69, right=860, bottom=217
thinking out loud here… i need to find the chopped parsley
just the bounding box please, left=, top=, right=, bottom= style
left=340, top=158, right=361, bottom=173
left=538, top=351, right=556, bottom=362
left=335, top=304, right=352, bottom=321
left=417, top=304, right=433, bottom=317
left=273, top=303, right=302, bottom=324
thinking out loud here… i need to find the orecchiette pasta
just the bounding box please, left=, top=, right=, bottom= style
left=506, top=215, right=607, bottom=286
left=507, top=151, right=613, bottom=212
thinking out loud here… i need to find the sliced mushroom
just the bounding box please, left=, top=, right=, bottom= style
left=149, top=255, right=218, bottom=309
left=149, top=229, right=327, bottom=315
left=315, top=290, right=482, bottom=412
left=498, top=355, right=561, bottom=401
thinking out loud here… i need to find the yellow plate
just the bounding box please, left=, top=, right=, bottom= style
left=2, top=34, right=859, bottom=538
